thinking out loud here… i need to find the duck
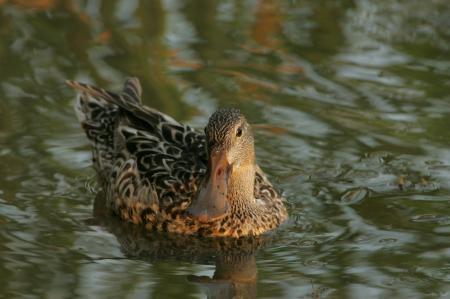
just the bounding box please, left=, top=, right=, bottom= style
left=67, top=77, right=287, bottom=237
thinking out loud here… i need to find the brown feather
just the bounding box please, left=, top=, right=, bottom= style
left=68, top=78, right=287, bottom=237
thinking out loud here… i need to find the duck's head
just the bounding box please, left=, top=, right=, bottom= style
left=188, top=108, right=255, bottom=223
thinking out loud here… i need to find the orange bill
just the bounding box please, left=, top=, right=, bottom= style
left=188, top=149, right=231, bottom=223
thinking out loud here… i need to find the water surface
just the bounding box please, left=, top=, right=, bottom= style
left=0, top=1, right=449, bottom=298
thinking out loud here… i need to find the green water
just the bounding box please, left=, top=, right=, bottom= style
left=0, top=1, right=449, bottom=298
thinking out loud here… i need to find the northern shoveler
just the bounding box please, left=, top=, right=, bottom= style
left=67, top=78, right=287, bottom=237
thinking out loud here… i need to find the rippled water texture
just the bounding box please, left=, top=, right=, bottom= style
left=1, top=1, right=449, bottom=298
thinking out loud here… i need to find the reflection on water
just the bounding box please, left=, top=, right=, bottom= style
left=0, top=0, right=449, bottom=298
left=90, top=193, right=261, bottom=299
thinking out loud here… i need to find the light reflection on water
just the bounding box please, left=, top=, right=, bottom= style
left=0, top=0, right=449, bottom=298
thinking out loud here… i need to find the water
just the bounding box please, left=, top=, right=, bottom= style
left=0, top=1, right=449, bottom=298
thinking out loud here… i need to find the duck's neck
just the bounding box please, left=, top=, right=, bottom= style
left=228, top=164, right=257, bottom=211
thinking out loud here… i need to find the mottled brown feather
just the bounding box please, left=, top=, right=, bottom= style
left=68, top=78, right=287, bottom=237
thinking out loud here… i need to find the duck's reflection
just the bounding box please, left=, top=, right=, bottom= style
left=188, top=254, right=257, bottom=299
left=90, top=192, right=270, bottom=298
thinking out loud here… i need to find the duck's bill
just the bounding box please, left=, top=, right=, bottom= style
left=188, top=149, right=231, bottom=223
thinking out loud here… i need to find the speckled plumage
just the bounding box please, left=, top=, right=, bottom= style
left=68, top=78, right=287, bottom=237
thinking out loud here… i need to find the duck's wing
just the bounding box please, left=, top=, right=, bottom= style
left=254, top=166, right=280, bottom=202
left=115, top=125, right=207, bottom=208
left=67, top=78, right=207, bottom=160
left=254, top=166, right=287, bottom=220
left=68, top=78, right=208, bottom=214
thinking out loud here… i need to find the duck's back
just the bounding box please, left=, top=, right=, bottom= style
left=69, top=78, right=208, bottom=222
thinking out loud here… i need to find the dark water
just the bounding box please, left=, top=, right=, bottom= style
left=1, top=1, right=449, bottom=298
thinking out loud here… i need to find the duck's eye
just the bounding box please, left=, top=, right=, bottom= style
left=236, top=127, right=243, bottom=137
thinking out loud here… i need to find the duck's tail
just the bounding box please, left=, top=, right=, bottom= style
left=67, top=78, right=142, bottom=181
